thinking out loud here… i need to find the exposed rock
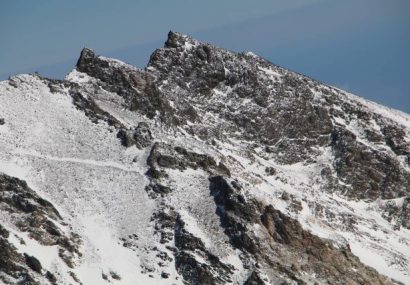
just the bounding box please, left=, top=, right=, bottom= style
left=70, top=89, right=124, bottom=128
left=174, top=215, right=234, bottom=285
left=264, top=167, right=276, bottom=176
left=76, top=47, right=177, bottom=124
left=117, top=122, right=153, bottom=148
left=45, top=271, right=57, bottom=284
left=110, top=271, right=121, bottom=280
left=244, top=271, right=265, bottom=285
left=161, top=272, right=170, bottom=279
left=208, top=175, right=395, bottom=284
left=0, top=224, right=9, bottom=238
left=0, top=174, right=81, bottom=284
left=331, top=128, right=410, bottom=200
left=147, top=143, right=229, bottom=175
left=0, top=233, right=43, bottom=285
left=380, top=197, right=410, bottom=229
left=24, top=253, right=42, bottom=273
left=381, top=125, right=410, bottom=156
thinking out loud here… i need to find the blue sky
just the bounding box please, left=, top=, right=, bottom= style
left=1, top=0, right=409, bottom=113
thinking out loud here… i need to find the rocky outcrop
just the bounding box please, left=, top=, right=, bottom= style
left=209, top=175, right=395, bottom=284
left=117, top=122, right=153, bottom=148
left=0, top=174, right=81, bottom=284
left=380, top=197, right=410, bottom=230
left=145, top=142, right=230, bottom=198
left=44, top=75, right=125, bottom=129
left=147, top=143, right=230, bottom=176
left=70, top=89, right=124, bottom=128
left=76, top=47, right=177, bottom=124
left=174, top=215, right=234, bottom=285
left=0, top=226, right=39, bottom=285
left=331, top=127, right=410, bottom=200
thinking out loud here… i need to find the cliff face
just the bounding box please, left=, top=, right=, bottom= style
left=0, top=31, right=409, bottom=285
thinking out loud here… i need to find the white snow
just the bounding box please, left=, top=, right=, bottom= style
left=65, top=69, right=93, bottom=83
left=0, top=75, right=180, bottom=284
left=258, top=66, right=283, bottom=79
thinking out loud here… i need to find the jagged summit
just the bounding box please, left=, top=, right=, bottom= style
left=74, top=31, right=199, bottom=73
left=76, top=47, right=96, bottom=69
left=164, top=31, right=193, bottom=48
left=0, top=32, right=409, bottom=285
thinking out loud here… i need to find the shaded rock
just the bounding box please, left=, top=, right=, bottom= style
left=76, top=48, right=177, bottom=124
left=117, top=122, right=153, bottom=148
left=209, top=176, right=260, bottom=254
left=0, top=174, right=81, bottom=277
left=380, top=197, right=410, bottom=229
left=381, top=125, right=409, bottom=156
left=0, top=224, right=9, bottom=238
left=265, top=167, right=276, bottom=176
left=24, top=253, right=42, bottom=273
left=161, top=272, right=170, bottom=279
left=331, top=128, right=410, bottom=200
left=110, top=271, right=121, bottom=280
left=244, top=271, right=265, bottom=285
left=133, top=122, right=153, bottom=148
left=45, top=271, right=57, bottom=284
left=0, top=237, right=31, bottom=282
left=174, top=214, right=233, bottom=285
left=70, top=89, right=124, bottom=128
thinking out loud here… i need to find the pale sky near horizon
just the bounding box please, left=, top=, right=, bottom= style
left=1, top=0, right=409, bottom=113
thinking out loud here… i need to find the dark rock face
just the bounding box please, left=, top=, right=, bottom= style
left=43, top=75, right=125, bottom=129
left=148, top=205, right=234, bottom=284
left=174, top=215, right=234, bottom=285
left=331, top=128, right=410, bottom=200
left=0, top=234, right=39, bottom=285
left=70, top=89, right=124, bottom=128
left=24, top=254, right=42, bottom=273
left=0, top=118, right=5, bottom=125
left=146, top=143, right=230, bottom=177
left=76, top=47, right=177, bottom=124
left=381, top=125, right=410, bottom=156
left=45, top=271, right=57, bottom=284
left=0, top=174, right=61, bottom=219
left=209, top=176, right=260, bottom=256
left=244, top=271, right=265, bottom=285
left=0, top=174, right=81, bottom=284
left=117, top=122, right=153, bottom=148
left=380, top=197, right=410, bottom=230
left=207, top=175, right=395, bottom=285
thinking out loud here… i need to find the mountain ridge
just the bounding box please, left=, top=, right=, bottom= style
left=0, top=31, right=409, bottom=285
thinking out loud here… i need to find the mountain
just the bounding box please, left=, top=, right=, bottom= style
left=0, top=31, right=409, bottom=285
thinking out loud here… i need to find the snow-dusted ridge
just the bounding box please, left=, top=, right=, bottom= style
left=0, top=32, right=409, bottom=285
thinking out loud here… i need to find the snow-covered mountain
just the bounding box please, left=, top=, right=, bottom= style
left=0, top=31, right=409, bottom=285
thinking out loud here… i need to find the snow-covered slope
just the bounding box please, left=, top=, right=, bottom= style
left=0, top=32, right=409, bottom=285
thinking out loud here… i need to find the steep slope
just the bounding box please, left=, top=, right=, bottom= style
left=0, top=32, right=409, bottom=285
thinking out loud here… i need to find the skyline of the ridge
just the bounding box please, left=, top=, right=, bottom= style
left=1, top=0, right=409, bottom=113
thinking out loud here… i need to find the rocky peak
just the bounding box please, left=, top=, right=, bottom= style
left=164, top=30, right=197, bottom=49
left=76, top=47, right=96, bottom=70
